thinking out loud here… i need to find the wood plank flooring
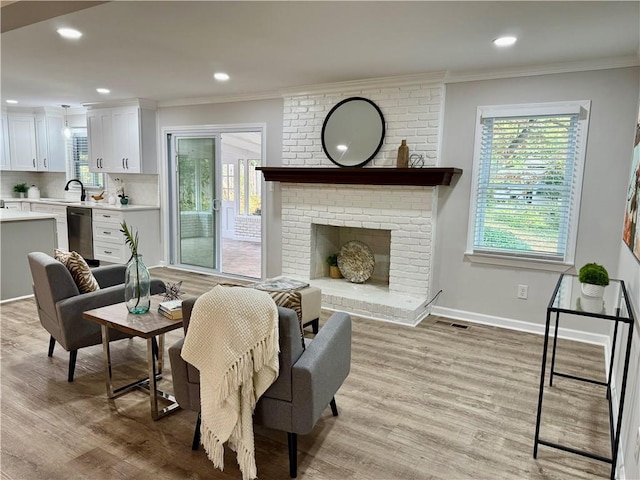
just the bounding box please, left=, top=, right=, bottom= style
left=1, top=267, right=612, bottom=479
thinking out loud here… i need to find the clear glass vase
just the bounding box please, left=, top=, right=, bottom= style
left=124, top=254, right=151, bottom=314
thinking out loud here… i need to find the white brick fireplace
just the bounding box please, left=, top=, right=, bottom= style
left=281, top=183, right=435, bottom=324
left=278, top=76, right=445, bottom=325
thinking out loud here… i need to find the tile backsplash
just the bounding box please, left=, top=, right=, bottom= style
left=1, top=171, right=159, bottom=206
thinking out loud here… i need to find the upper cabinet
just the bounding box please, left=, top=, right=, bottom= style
left=5, top=108, right=66, bottom=172
left=7, top=113, right=37, bottom=170
left=87, top=101, right=157, bottom=174
left=35, top=111, right=66, bottom=172
left=1, top=111, right=10, bottom=171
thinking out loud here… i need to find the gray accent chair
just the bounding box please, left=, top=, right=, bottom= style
left=27, top=252, right=165, bottom=382
left=169, top=296, right=352, bottom=478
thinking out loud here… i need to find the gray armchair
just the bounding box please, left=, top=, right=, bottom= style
left=27, top=251, right=165, bottom=382
left=169, top=296, right=352, bottom=478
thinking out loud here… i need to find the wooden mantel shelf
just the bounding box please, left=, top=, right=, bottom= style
left=256, top=167, right=462, bottom=186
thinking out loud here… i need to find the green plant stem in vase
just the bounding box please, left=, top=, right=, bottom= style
left=121, top=221, right=151, bottom=314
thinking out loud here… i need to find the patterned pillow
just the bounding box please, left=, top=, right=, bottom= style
left=266, top=290, right=305, bottom=351
left=54, top=249, right=100, bottom=294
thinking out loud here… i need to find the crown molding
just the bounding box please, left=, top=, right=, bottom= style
left=280, top=71, right=447, bottom=98
left=83, top=98, right=157, bottom=110
left=151, top=57, right=638, bottom=109
left=156, top=91, right=281, bottom=108
left=445, top=55, right=640, bottom=84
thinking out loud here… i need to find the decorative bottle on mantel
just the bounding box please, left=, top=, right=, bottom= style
left=397, top=139, right=409, bottom=168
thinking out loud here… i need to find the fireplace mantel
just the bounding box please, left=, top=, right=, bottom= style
left=257, top=167, right=462, bottom=186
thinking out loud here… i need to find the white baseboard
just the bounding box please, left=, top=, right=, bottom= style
left=429, top=306, right=609, bottom=347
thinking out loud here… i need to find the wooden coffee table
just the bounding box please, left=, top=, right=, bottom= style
left=83, top=296, right=183, bottom=420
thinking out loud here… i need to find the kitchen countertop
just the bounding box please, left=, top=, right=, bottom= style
left=0, top=209, right=58, bottom=222
left=3, top=198, right=159, bottom=211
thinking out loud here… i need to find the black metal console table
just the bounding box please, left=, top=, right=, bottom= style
left=533, top=274, right=634, bottom=479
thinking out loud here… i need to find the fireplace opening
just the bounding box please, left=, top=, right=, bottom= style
left=310, top=224, right=391, bottom=286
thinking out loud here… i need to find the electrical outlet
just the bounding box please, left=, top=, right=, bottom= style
left=635, top=426, right=640, bottom=464
left=517, top=285, right=528, bottom=299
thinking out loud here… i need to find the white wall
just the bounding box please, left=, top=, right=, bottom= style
left=156, top=98, right=284, bottom=277
left=433, top=67, right=640, bottom=335
left=613, top=80, right=640, bottom=480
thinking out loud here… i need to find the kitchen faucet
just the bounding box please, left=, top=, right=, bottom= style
left=64, top=179, right=86, bottom=202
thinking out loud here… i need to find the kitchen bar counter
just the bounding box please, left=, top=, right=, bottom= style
left=1, top=211, right=57, bottom=301
left=0, top=209, right=57, bottom=222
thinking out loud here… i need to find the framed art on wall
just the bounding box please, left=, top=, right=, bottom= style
left=623, top=110, right=640, bottom=263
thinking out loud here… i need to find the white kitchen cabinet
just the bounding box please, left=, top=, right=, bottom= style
left=92, top=208, right=160, bottom=265
left=87, top=108, right=112, bottom=171
left=6, top=109, right=66, bottom=172
left=31, top=203, right=68, bottom=250
left=0, top=112, right=10, bottom=171
left=34, top=111, right=66, bottom=172
left=87, top=103, right=157, bottom=174
left=7, top=114, right=37, bottom=170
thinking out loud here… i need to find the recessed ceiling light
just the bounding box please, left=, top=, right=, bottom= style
left=493, top=36, right=517, bottom=47
left=96, top=88, right=110, bottom=94
left=57, top=28, right=83, bottom=39
left=214, top=72, right=230, bottom=81
left=6, top=99, right=18, bottom=104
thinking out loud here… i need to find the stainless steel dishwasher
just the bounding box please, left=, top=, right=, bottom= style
left=67, top=207, right=95, bottom=261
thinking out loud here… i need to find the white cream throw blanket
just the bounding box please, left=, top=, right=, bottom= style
left=181, top=285, right=279, bottom=480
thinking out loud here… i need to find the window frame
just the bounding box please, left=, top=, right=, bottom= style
left=465, top=100, right=591, bottom=271
left=66, top=127, right=104, bottom=191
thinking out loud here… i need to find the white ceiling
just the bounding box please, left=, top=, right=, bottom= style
left=1, top=1, right=639, bottom=109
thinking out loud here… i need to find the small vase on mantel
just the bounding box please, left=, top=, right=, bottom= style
left=397, top=139, right=409, bottom=168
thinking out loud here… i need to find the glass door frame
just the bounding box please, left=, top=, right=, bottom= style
left=168, top=131, right=221, bottom=273
left=161, top=123, right=266, bottom=279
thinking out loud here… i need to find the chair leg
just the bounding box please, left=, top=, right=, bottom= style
left=48, top=336, right=56, bottom=357
left=68, top=350, right=78, bottom=382
left=192, top=412, right=201, bottom=451
left=330, top=397, right=338, bottom=417
left=287, top=432, right=297, bottom=478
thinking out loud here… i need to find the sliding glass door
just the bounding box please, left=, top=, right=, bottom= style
left=168, top=129, right=263, bottom=278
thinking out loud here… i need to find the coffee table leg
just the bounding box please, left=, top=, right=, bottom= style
left=101, top=325, right=114, bottom=398
left=157, top=334, right=164, bottom=375
left=147, top=337, right=159, bottom=419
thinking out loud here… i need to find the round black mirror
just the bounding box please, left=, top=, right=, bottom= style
left=321, top=97, right=385, bottom=167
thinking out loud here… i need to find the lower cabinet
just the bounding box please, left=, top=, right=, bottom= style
left=92, top=208, right=160, bottom=265
left=30, top=204, right=68, bottom=251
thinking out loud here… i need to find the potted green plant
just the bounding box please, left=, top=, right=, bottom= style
left=326, top=253, right=342, bottom=279
left=578, top=263, right=609, bottom=313
left=120, top=221, right=150, bottom=314
left=578, top=262, right=609, bottom=298
left=13, top=183, right=28, bottom=198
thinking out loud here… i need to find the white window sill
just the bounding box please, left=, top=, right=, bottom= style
left=464, top=251, right=575, bottom=273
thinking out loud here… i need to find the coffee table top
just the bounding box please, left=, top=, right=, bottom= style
left=83, top=296, right=184, bottom=338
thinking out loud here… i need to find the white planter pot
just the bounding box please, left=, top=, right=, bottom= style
left=580, top=296, right=604, bottom=313
left=581, top=283, right=605, bottom=298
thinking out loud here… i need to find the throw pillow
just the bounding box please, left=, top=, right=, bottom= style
left=54, top=249, right=100, bottom=294
left=265, top=290, right=305, bottom=351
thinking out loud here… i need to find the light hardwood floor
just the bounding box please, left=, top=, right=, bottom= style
left=1, top=267, right=612, bottom=479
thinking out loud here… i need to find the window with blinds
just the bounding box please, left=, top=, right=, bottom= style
left=67, top=128, right=104, bottom=189
left=468, top=101, right=590, bottom=264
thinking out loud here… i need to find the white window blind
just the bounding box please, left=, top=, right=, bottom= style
left=67, top=128, right=104, bottom=189
left=469, top=102, right=589, bottom=263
